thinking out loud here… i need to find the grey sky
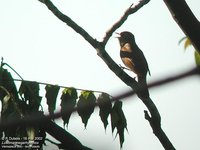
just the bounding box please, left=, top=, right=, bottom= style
left=0, top=0, right=200, bottom=149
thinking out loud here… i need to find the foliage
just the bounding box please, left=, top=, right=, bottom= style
left=195, top=51, right=200, bottom=66
left=98, top=93, right=112, bottom=130
left=111, top=100, right=127, bottom=148
left=45, top=84, right=60, bottom=116
left=60, top=87, right=77, bottom=127
left=77, top=91, right=96, bottom=128
left=0, top=64, right=127, bottom=149
left=0, top=67, right=46, bottom=150
left=19, top=81, right=42, bottom=111
left=179, top=37, right=200, bottom=66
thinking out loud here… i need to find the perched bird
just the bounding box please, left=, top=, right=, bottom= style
left=116, top=31, right=150, bottom=98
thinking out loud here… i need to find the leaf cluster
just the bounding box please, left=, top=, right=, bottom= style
left=0, top=67, right=46, bottom=150
left=0, top=65, right=128, bottom=148
left=46, top=87, right=128, bottom=147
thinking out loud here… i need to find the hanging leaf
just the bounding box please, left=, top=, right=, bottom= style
left=0, top=68, right=18, bottom=100
left=111, top=101, right=121, bottom=133
left=45, top=85, right=60, bottom=116
left=178, top=37, right=187, bottom=45
left=111, top=101, right=127, bottom=148
left=184, top=38, right=191, bottom=50
left=178, top=36, right=191, bottom=50
left=60, top=88, right=77, bottom=127
left=178, top=37, right=200, bottom=67
left=77, top=91, right=96, bottom=128
left=178, top=36, right=191, bottom=51
left=97, top=93, right=112, bottom=130
left=19, top=81, right=42, bottom=111
left=2, top=94, right=11, bottom=113
left=194, top=51, right=200, bottom=66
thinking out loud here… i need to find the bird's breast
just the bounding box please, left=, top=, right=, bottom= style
left=120, top=43, right=132, bottom=52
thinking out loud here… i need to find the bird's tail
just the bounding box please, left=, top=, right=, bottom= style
left=137, top=76, right=149, bottom=99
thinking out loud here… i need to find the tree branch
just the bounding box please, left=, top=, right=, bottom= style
left=44, top=119, right=92, bottom=150
left=37, top=0, right=177, bottom=149
left=102, top=0, right=150, bottom=45
left=40, top=0, right=99, bottom=49
left=163, top=0, right=200, bottom=54
left=0, top=111, right=92, bottom=150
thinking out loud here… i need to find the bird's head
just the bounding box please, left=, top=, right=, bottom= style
left=115, top=31, right=135, bottom=47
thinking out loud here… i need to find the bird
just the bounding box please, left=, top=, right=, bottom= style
left=116, top=31, right=150, bottom=99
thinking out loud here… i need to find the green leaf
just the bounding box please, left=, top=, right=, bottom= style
left=195, top=51, right=200, bottom=66
left=97, top=93, right=112, bottom=130
left=45, top=85, right=60, bottom=116
left=19, top=81, right=42, bottom=111
left=178, top=37, right=192, bottom=50
left=184, top=38, right=191, bottom=50
left=179, top=37, right=200, bottom=67
left=178, top=37, right=187, bottom=45
left=111, top=101, right=127, bottom=148
left=77, top=91, right=96, bottom=128
left=60, top=88, right=77, bottom=127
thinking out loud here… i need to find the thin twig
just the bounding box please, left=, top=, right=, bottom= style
left=13, top=78, right=106, bottom=94
left=45, top=138, right=64, bottom=149
left=3, top=63, right=24, bottom=80
left=102, top=0, right=150, bottom=45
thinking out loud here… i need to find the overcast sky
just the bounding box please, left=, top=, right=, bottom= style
left=1, top=0, right=200, bottom=150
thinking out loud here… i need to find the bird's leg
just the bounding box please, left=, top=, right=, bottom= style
left=119, top=64, right=137, bottom=79
left=119, top=64, right=131, bottom=71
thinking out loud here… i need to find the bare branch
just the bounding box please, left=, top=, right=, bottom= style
left=40, top=0, right=150, bottom=49
left=44, top=119, right=92, bottom=150
left=41, top=0, right=99, bottom=49
left=102, top=0, right=150, bottom=45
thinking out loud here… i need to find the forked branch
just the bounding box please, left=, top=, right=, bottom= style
left=37, top=0, right=177, bottom=149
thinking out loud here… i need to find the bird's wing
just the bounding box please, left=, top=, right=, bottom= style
left=121, top=57, right=136, bottom=72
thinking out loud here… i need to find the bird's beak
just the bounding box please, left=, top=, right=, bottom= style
left=115, top=32, right=121, bottom=38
